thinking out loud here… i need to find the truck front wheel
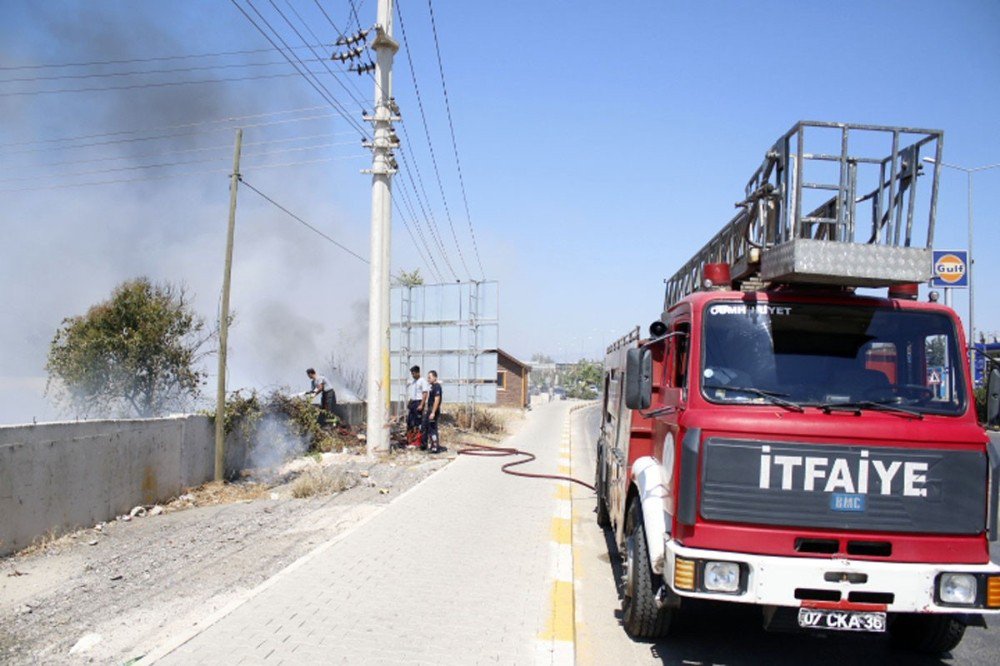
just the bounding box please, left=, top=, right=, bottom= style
left=621, top=497, right=672, bottom=638
left=889, top=614, right=966, bottom=655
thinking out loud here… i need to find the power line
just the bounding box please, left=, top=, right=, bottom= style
left=0, top=154, right=366, bottom=193
left=0, top=112, right=341, bottom=157
left=0, top=43, right=334, bottom=72
left=0, top=132, right=358, bottom=172
left=395, top=0, right=471, bottom=278
left=0, top=57, right=336, bottom=84
left=307, top=1, right=447, bottom=283
left=318, top=2, right=454, bottom=283
left=240, top=177, right=370, bottom=264
left=426, top=0, right=486, bottom=278
left=0, top=104, right=332, bottom=150
left=230, top=0, right=370, bottom=138
left=0, top=141, right=358, bottom=184
left=249, top=0, right=370, bottom=130
left=347, top=0, right=364, bottom=32
left=305, top=2, right=442, bottom=281
left=310, top=0, right=378, bottom=106
left=396, top=149, right=457, bottom=279
left=270, top=0, right=371, bottom=113
left=312, top=0, right=348, bottom=35
left=0, top=70, right=308, bottom=97
left=393, top=168, right=444, bottom=282
left=393, top=195, right=443, bottom=283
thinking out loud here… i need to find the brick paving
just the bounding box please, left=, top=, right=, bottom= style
left=151, top=402, right=572, bottom=665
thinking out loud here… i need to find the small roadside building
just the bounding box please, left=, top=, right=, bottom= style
left=491, top=349, right=531, bottom=409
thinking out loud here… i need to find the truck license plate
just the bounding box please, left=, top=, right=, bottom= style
left=797, top=608, right=886, bottom=633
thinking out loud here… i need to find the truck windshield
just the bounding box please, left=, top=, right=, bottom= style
left=700, top=300, right=966, bottom=416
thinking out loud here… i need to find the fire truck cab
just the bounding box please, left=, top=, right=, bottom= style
left=595, top=122, right=1000, bottom=654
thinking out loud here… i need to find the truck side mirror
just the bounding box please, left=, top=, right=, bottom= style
left=625, top=347, right=652, bottom=410
left=987, top=368, right=1000, bottom=428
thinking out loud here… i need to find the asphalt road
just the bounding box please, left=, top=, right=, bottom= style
left=571, top=404, right=1000, bottom=666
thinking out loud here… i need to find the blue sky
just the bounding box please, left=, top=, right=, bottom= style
left=0, top=1, right=998, bottom=422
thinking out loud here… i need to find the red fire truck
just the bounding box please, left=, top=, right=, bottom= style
left=595, top=122, right=1000, bottom=653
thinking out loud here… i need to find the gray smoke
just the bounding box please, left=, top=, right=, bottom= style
left=0, top=2, right=373, bottom=424
left=247, top=414, right=309, bottom=471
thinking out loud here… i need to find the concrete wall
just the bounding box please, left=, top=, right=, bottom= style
left=0, top=404, right=367, bottom=558
left=332, top=401, right=365, bottom=427
left=0, top=415, right=232, bottom=557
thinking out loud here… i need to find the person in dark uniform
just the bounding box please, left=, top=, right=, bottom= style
left=423, top=370, right=443, bottom=453
left=306, top=368, right=336, bottom=413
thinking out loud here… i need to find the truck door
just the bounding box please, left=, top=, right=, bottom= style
left=606, top=367, right=632, bottom=528
left=658, top=320, right=690, bottom=522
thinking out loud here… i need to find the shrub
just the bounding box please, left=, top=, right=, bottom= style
left=215, top=389, right=337, bottom=453
left=450, top=405, right=505, bottom=434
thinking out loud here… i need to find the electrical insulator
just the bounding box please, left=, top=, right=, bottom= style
left=350, top=60, right=376, bottom=76
left=331, top=46, right=367, bottom=63
left=335, top=29, right=370, bottom=46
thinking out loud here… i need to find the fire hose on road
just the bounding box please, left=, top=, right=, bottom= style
left=456, top=440, right=595, bottom=491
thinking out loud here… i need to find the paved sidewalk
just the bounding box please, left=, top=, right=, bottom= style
left=149, top=402, right=573, bottom=665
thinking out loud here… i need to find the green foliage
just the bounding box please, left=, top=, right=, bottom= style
left=394, top=269, right=424, bottom=287
left=975, top=385, right=987, bottom=426
left=925, top=336, right=946, bottom=367
left=218, top=389, right=337, bottom=452
left=563, top=359, right=602, bottom=399
left=219, top=390, right=263, bottom=439
left=265, top=390, right=337, bottom=449
left=46, top=278, right=210, bottom=418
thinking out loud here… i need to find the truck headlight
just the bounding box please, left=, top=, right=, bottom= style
left=939, top=573, right=977, bottom=605
left=703, top=561, right=740, bottom=593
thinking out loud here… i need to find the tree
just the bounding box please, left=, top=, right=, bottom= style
left=393, top=269, right=424, bottom=287
left=46, top=278, right=212, bottom=418
left=563, top=359, right=603, bottom=399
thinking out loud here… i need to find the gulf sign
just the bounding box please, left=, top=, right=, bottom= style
left=931, top=250, right=968, bottom=287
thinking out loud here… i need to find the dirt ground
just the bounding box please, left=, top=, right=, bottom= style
left=0, top=414, right=524, bottom=666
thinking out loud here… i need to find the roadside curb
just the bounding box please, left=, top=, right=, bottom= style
left=536, top=401, right=594, bottom=665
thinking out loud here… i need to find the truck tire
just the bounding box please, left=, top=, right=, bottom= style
left=889, top=615, right=966, bottom=655
left=595, top=446, right=611, bottom=528
left=621, top=497, right=672, bottom=638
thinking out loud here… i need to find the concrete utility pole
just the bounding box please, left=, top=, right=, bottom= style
left=364, top=0, right=399, bottom=456
left=215, top=128, right=243, bottom=481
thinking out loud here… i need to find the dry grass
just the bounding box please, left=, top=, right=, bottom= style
left=290, top=467, right=357, bottom=499
left=448, top=405, right=506, bottom=434
left=168, top=480, right=270, bottom=509
left=15, top=528, right=66, bottom=558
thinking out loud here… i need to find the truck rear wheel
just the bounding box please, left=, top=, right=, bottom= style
left=889, top=614, right=966, bottom=655
left=621, top=497, right=672, bottom=638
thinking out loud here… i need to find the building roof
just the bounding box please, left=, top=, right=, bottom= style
left=487, top=349, right=531, bottom=371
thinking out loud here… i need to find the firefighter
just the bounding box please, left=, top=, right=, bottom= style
left=306, top=368, right=336, bottom=413
left=423, top=370, right=443, bottom=454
